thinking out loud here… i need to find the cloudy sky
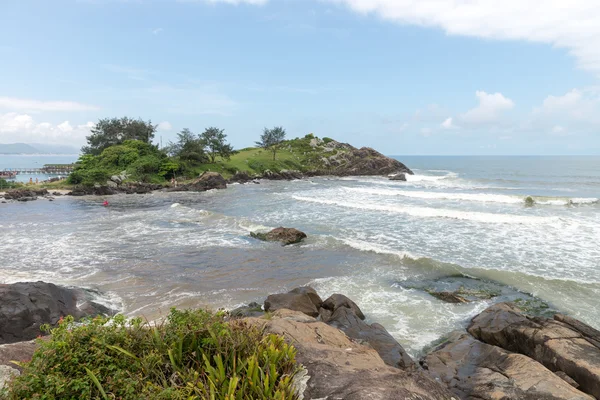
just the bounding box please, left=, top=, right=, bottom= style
left=1, top=0, right=599, bottom=155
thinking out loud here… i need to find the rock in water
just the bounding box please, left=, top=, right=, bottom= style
left=170, top=172, right=228, bottom=192
left=425, top=332, right=594, bottom=400
left=428, top=291, right=470, bottom=304
left=3, top=188, right=48, bottom=201
left=245, top=309, right=455, bottom=400
left=468, top=302, right=600, bottom=399
left=250, top=227, right=307, bottom=245
left=389, top=173, right=407, bottom=181
left=321, top=293, right=366, bottom=320
left=0, top=282, right=114, bottom=344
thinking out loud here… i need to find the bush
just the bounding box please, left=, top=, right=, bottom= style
left=3, top=309, right=299, bottom=400
left=322, top=137, right=333, bottom=144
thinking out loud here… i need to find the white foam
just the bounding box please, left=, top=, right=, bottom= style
left=291, top=195, right=558, bottom=224
left=337, top=237, right=418, bottom=260
left=345, top=187, right=523, bottom=204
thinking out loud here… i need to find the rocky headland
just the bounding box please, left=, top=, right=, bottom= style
left=0, top=138, right=412, bottom=203
left=2, top=281, right=599, bottom=399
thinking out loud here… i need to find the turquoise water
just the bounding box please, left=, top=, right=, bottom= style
left=0, top=156, right=598, bottom=356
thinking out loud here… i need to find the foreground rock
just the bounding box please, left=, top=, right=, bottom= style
left=246, top=309, right=456, bottom=400
left=264, top=287, right=323, bottom=317
left=251, top=227, right=307, bottom=245
left=262, top=288, right=413, bottom=370
left=425, top=332, right=593, bottom=400
left=389, top=173, right=407, bottom=181
left=468, top=302, right=600, bottom=399
left=3, top=188, right=49, bottom=202
left=0, top=282, right=114, bottom=344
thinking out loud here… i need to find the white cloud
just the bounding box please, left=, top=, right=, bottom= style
left=0, top=96, right=99, bottom=112
left=529, top=87, right=600, bottom=133
left=152, top=27, right=164, bottom=35
left=0, top=113, right=93, bottom=144
left=325, top=0, right=600, bottom=74
left=460, top=91, right=514, bottom=125
left=441, top=117, right=455, bottom=129
left=157, top=121, right=173, bottom=131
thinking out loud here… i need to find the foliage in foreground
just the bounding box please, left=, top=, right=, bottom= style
left=3, top=309, right=299, bottom=400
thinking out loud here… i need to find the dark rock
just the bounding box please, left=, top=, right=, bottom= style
left=170, top=172, right=227, bottom=192
left=428, top=291, right=470, bottom=304
left=229, top=302, right=264, bottom=318
left=264, top=289, right=320, bottom=318
left=290, top=287, right=323, bottom=309
left=250, top=227, right=307, bottom=245
left=68, top=186, right=118, bottom=196
left=424, top=331, right=593, bottom=400
left=322, top=293, right=365, bottom=320
left=0, top=282, right=115, bottom=344
left=246, top=309, right=454, bottom=400
left=227, top=171, right=254, bottom=184
left=389, top=173, right=407, bottom=181
left=3, top=188, right=48, bottom=201
left=468, top=302, right=600, bottom=399
left=327, top=306, right=414, bottom=369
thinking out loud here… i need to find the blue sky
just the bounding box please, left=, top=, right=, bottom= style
left=1, top=0, right=599, bottom=155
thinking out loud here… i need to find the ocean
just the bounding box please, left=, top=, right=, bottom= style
left=1, top=155, right=599, bottom=357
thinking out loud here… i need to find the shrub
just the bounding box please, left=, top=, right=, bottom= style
left=3, top=309, right=299, bottom=400
left=322, top=137, right=333, bottom=144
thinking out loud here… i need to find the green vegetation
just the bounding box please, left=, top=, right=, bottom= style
left=2, top=309, right=299, bottom=400
left=82, top=117, right=157, bottom=156
left=513, top=298, right=556, bottom=318
left=68, top=140, right=169, bottom=185
left=0, top=179, right=20, bottom=190
left=256, top=127, right=287, bottom=161
left=67, top=116, right=346, bottom=186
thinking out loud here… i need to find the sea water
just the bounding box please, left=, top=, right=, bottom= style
left=0, top=155, right=598, bottom=356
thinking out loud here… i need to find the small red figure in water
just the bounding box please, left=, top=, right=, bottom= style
left=103, top=200, right=109, bottom=207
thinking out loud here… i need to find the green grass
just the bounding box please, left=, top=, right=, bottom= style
left=2, top=309, right=299, bottom=400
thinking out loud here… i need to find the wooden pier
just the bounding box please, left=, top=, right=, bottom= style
left=1, top=164, right=75, bottom=177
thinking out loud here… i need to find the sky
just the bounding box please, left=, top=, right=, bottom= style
left=1, top=0, right=599, bottom=155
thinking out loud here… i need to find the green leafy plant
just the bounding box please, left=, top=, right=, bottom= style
left=2, top=309, right=299, bottom=400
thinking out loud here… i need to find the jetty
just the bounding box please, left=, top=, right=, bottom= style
left=1, top=164, right=75, bottom=178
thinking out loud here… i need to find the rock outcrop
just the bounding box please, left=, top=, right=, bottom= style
left=467, top=302, right=600, bottom=399
left=169, top=172, right=228, bottom=192
left=261, top=288, right=413, bottom=370
left=250, top=227, right=307, bottom=245
left=389, top=173, right=407, bottom=181
left=69, top=183, right=163, bottom=196
left=0, top=282, right=115, bottom=344
left=425, top=332, right=594, bottom=400
left=245, top=309, right=456, bottom=400
left=3, top=188, right=49, bottom=202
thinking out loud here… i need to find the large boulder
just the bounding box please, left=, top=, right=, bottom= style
left=424, top=332, right=593, bottom=400
left=468, top=302, right=600, bottom=399
left=321, top=293, right=365, bottom=320
left=250, top=227, right=307, bottom=245
left=0, top=282, right=114, bottom=344
left=245, top=309, right=456, bottom=400
left=264, top=287, right=323, bottom=318
left=326, top=306, right=414, bottom=369
left=389, top=173, right=407, bottom=181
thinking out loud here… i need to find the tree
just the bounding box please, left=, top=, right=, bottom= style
left=256, top=126, right=286, bottom=161
left=200, top=127, right=234, bottom=163
left=82, top=117, right=157, bottom=156
left=167, top=128, right=207, bottom=163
